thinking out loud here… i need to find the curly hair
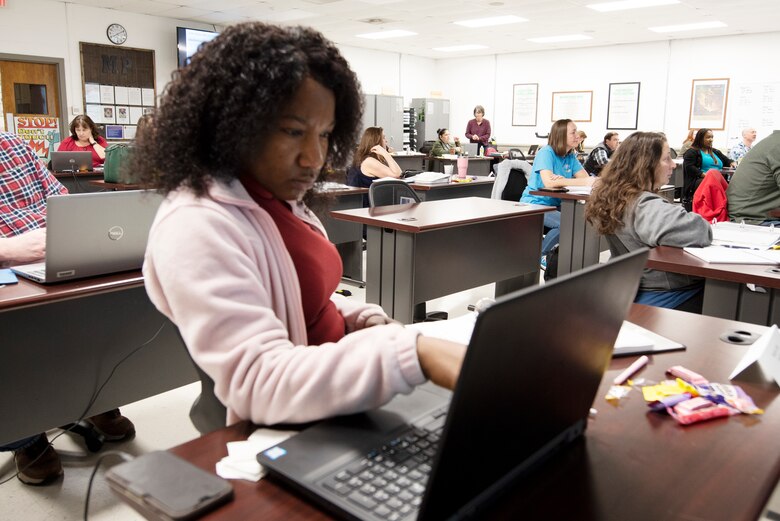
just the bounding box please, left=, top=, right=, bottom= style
left=585, top=132, right=667, bottom=235
left=691, top=128, right=712, bottom=151
left=69, top=115, right=100, bottom=140
left=353, top=127, right=387, bottom=168
left=548, top=119, right=574, bottom=157
left=133, top=22, right=363, bottom=198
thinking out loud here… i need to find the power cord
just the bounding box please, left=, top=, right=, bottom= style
left=0, top=322, right=167, bottom=486
left=83, top=450, right=134, bottom=521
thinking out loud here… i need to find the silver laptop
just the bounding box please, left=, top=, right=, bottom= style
left=258, top=249, right=649, bottom=520
left=12, top=190, right=162, bottom=284
left=462, top=142, right=479, bottom=156
left=50, top=151, right=93, bottom=172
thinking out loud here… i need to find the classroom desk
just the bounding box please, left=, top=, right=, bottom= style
left=647, top=245, right=780, bottom=325
left=0, top=271, right=197, bottom=446
left=391, top=153, right=426, bottom=172
left=87, top=179, right=142, bottom=191
left=531, top=186, right=676, bottom=276
left=51, top=170, right=104, bottom=193
left=427, top=156, right=492, bottom=176
left=331, top=197, right=552, bottom=323
left=409, top=176, right=494, bottom=201
left=314, top=187, right=368, bottom=283
left=163, top=304, right=779, bottom=521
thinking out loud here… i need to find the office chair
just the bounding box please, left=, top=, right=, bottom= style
left=527, top=144, right=539, bottom=156
left=508, top=148, right=526, bottom=160
left=367, top=181, right=448, bottom=322
left=175, top=328, right=227, bottom=435
left=535, top=132, right=549, bottom=139
left=670, top=148, right=678, bottom=159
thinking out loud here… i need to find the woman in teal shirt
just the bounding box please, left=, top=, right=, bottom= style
left=520, top=119, right=595, bottom=258
left=682, top=128, right=733, bottom=211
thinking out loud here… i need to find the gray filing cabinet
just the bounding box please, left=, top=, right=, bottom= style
left=362, top=94, right=404, bottom=151
left=411, top=98, right=451, bottom=146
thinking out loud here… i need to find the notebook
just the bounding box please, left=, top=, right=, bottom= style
left=12, top=190, right=162, bottom=284
left=50, top=151, right=93, bottom=172
left=258, top=249, right=649, bottom=521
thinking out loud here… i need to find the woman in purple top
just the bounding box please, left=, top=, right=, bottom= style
left=465, top=105, right=491, bottom=155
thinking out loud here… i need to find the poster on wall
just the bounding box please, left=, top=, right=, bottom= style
left=512, top=83, right=538, bottom=126
left=688, top=78, right=729, bottom=130
left=14, top=116, right=60, bottom=159
left=551, top=91, right=593, bottom=122
left=607, top=82, right=640, bottom=130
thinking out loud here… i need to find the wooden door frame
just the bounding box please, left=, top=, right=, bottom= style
left=0, top=53, right=68, bottom=136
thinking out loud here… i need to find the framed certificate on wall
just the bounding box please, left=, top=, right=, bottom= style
left=607, top=82, right=640, bottom=130
left=551, top=91, right=592, bottom=122
left=512, top=83, right=538, bottom=126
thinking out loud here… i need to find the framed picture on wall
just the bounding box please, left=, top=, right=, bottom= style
left=551, top=91, right=592, bottom=122
left=512, top=83, right=538, bottom=126
left=688, top=78, right=729, bottom=130
left=607, top=82, right=640, bottom=130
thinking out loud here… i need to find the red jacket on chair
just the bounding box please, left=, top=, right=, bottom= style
left=693, top=169, right=728, bottom=223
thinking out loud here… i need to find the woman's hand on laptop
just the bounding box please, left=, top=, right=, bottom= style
left=1, top=229, right=46, bottom=264
left=417, top=337, right=466, bottom=390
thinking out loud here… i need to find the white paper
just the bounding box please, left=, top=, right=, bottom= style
left=729, top=325, right=780, bottom=384
left=84, top=83, right=101, bottom=104
left=85, top=104, right=102, bottom=123
left=114, top=86, right=129, bottom=105
left=215, top=428, right=297, bottom=482
left=566, top=185, right=593, bottom=195
left=406, top=312, right=477, bottom=344
left=613, top=321, right=684, bottom=356
left=684, top=246, right=780, bottom=265
left=128, top=87, right=143, bottom=106
left=141, top=88, right=155, bottom=106
left=129, top=106, right=144, bottom=125
left=99, top=85, right=115, bottom=105
left=711, top=221, right=780, bottom=249
left=115, top=106, right=130, bottom=124
left=123, top=125, right=137, bottom=140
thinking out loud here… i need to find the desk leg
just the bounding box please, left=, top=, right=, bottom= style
left=365, top=226, right=383, bottom=309
left=558, top=200, right=576, bottom=276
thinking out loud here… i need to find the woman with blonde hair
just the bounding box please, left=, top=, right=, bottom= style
left=586, top=132, right=711, bottom=311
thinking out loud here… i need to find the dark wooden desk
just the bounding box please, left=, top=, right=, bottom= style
left=0, top=271, right=196, bottom=445
left=331, top=197, right=551, bottom=323
left=391, top=153, right=426, bottom=172
left=165, top=304, right=779, bottom=521
left=648, top=245, right=780, bottom=325
left=426, top=156, right=492, bottom=176
left=409, top=176, right=493, bottom=201
left=51, top=170, right=104, bottom=193
left=87, top=179, right=142, bottom=190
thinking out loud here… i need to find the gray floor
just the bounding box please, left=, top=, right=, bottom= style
left=1, top=276, right=778, bottom=520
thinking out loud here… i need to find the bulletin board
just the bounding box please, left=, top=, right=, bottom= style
left=79, top=42, right=156, bottom=140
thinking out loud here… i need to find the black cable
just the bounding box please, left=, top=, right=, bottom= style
left=84, top=450, right=134, bottom=521
left=0, top=322, right=167, bottom=486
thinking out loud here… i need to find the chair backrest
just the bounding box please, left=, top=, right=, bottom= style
left=368, top=179, right=421, bottom=207
left=419, top=140, right=436, bottom=154
left=175, top=328, right=227, bottom=434
left=508, top=148, right=526, bottom=160
left=491, top=159, right=532, bottom=200
left=502, top=169, right=529, bottom=201
left=527, top=144, right=539, bottom=155
left=670, top=148, right=678, bottom=159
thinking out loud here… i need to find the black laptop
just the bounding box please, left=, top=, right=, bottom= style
left=258, top=249, right=648, bottom=520
left=50, top=150, right=93, bottom=172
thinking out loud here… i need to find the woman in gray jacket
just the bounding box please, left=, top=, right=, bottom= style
left=586, top=132, right=712, bottom=312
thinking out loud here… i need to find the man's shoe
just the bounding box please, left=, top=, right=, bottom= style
left=86, top=409, right=136, bottom=441
left=14, top=434, right=63, bottom=486
left=540, top=255, right=548, bottom=271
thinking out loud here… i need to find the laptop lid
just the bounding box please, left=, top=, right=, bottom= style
left=50, top=151, right=93, bottom=172
left=462, top=142, right=479, bottom=156
left=12, top=190, right=162, bottom=283
left=258, top=249, right=648, bottom=520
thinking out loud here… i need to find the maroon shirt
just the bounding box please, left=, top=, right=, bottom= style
left=465, top=118, right=491, bottom=145
left=241, top=176, right=346, bottom=344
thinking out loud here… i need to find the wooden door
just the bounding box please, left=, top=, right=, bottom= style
left=0, top=60, right=62, bottom=155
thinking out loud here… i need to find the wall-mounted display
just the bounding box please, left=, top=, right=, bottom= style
left=512, top=83, right=538, bottom=126
left=607, top=82, right=640, bottom=130
left=688, top=78, right=729, bottom=131
left=551, top=91, right=592, bottom=122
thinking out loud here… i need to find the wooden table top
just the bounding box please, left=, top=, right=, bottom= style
left=330, top=197, right=552, bottom=233
left=87, top=179, right=143, bottom=190
left=0, top=270, right=144, bottom=311
left=166, top=303, right=779, bottom=521
left=648, top=245, right=780, bottom=288
left=408, top=176, right=493, bottom=191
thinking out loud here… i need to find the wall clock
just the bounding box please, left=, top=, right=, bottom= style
left=107, top=23, right=128, bottom=45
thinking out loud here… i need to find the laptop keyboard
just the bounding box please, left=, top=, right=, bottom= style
left=319, top=407, right=448, bottom=520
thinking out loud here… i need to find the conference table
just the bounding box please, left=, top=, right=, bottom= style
left=331, top=197, right=552, bottom=323
left=408, top=176, right=494, bottom=201
left=648, top=245, right=780, bottom=326
left=0, top=271, right=196, bottom=446
left=164, top=304, right=780, bottom=521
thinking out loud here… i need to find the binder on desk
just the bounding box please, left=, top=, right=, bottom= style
left=711, top=221, right=780, bottom=250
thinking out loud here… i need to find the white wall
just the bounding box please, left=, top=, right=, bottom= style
left=434, top=32, right=780, bottom=150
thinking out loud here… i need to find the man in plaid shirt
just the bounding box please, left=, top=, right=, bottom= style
left=0, top=132, right=135, bottom=485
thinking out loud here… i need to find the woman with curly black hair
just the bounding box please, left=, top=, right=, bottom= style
left=138, top=22, right=464, bottom=428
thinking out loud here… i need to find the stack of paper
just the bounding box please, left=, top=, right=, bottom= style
left=565, top=185, right=593, bottom=195
left=404, top=171, right=450, bottom=184
left=215, top=428, right=297, bottom=481
left=684, top=246, right=780, bottom=265
left=711, top=221, right=780, bottom=249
